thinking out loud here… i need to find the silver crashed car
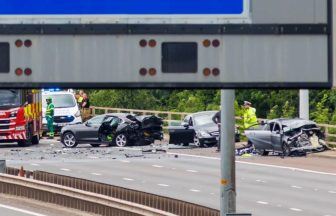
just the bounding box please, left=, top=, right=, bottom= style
left=245, top=118, right=328, bottom=156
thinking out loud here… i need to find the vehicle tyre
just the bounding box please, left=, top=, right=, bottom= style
left=194, top=136, right=207, bottom=148
left=257, top=149, right=269, bottom=156
left=18, top=125, right=33, bottom=147
left=90, top=144, right=101, bottom=148
left=194, top=135, right=202, bottom=147
left=32, top=135, right=39, bottom=145
left=114, top=133, right=129, bottom=147
left=62, top=132, right=78, bottom=148
left=282, top=142, right=291, bottom=157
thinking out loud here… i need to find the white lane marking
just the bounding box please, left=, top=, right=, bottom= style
left=314, top=188, right=319, bottom=191
left=0, top=204, right=47, bottom=216
left=186, top=170, right=198, bottom=173
left=157, top=184, right=169, bottom=187
left=171, top=168, right=176, bottom=170
left=60, top=168, right=70, bottom=172
left=30, top=163, right=40, bottom=166
left=91, top=173, right=102, bottom=176
left=118, top=147, right=142, bottom=151
left=190, top=189, right=200, bottom=192
left=120, top=160, right=130, bottom=163
left=256, top=179, right=266, bottom=183
left=152, top=165, right=163, bottom=168
left=328, top=190, right=336, bottom=194
left=123, top=178, right=134, bottom=181
left=257, top=201, right=269, bottom=205
left=167, top=152, right=336, bottom=176
left=210, top=193, right=215, bottom=195
left=290, top=208, right=303, bottom=212
left=291, top=185, right=303, bottom=189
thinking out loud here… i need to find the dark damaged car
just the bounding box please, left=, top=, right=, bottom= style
left=61, top=113, right=163, bottom=148
left=168, top=111, right=240, bottom=148
left=245, top=118, right=328, bottom=156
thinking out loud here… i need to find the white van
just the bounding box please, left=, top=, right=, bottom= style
left=42, top=90, right=82, bottom=133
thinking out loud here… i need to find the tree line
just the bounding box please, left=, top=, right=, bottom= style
left=87, top=89, right=336, bottom=124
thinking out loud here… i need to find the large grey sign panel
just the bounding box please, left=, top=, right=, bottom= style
left=0, top=34, right=328, bottom=88
left=0, top=0, right=331, bottom=88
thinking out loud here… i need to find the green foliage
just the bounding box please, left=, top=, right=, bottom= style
left=310, top=94, right=330, bottom=123
left=87, top=89, right=336, bottom=124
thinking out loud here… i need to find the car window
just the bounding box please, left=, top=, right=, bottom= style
left=263, top=124, right=271, bottom=131
left=88, top=115, right=105, bottom=125
left=183, top=116, right=190, bottom=123
left=273, top=123, right=281, bottom=132
left=42, top=94, right=76, bottom=108
left=189, top=117, right=193, bottom=126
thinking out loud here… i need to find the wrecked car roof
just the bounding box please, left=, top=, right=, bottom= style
left=271, top=118, right=317, bottom=129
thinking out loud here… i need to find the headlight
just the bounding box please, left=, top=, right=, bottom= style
left=15, top=126, right=25, bottom=131
left=10, top=111, right=17, bottom=118
left=75, top=110, right=81, bottom=117
left=198, top=131, right=209, bottom=138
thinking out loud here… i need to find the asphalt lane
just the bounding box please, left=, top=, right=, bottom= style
left=7, top=150, right=336, bottom=216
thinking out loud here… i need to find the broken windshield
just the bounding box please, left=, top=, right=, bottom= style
left=0, top=90, right=20, bottom=107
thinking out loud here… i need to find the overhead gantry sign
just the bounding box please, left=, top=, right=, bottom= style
left=0, top=0, right=332, bottom=89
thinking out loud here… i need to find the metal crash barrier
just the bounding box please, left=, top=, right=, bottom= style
left=4, top=167, right=220, bottom=216
left=0, top=172, right=177, bottom=216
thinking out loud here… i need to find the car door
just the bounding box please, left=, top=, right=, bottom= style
left=77, top=115, right=106, bottom=142
left=250, top=123, right=272, bottom=150
left=168, top=115, right=195, bottom=144
left=271, top=122, right=283, bottom=151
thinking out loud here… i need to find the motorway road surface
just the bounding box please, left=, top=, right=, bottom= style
left=6, top=144, right=336, bottom=216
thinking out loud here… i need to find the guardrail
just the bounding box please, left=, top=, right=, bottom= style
left=90, top=107, right=336, bottom=148
left=5, top=167, right=219, bottom=216
left=0, top=172, right=175, bottom=216
left=90, top=106, right=190, bottom=126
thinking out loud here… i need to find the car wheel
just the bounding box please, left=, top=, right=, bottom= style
left=90, top=144, right=101, bottom=148
left=194, top=136, right=206, bottom=148
left=62, top=132, right=78, bottom=148
left=282, top=142, right=291, bottom=156
left=257, top=149, right=269, bottom=156
left=115, top=133, right=128, bottom=147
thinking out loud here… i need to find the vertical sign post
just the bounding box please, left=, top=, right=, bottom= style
left=220, top=89, right=236, bottom=215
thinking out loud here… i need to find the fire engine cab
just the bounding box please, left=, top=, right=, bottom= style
left=0, top=89, right=42, bottom=147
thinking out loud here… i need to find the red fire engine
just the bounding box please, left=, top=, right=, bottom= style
left=0, top=89, right=42, bottom=147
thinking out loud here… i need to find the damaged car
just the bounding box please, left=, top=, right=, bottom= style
left=168, top=111, right=240, bottom=148
left=61, top=113, right=163, bottom=148
left=245, top=118, right=328, bottom=156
